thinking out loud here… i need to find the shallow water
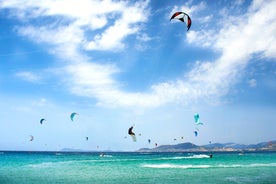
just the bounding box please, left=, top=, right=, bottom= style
left=0, top=151, right=276, bottom=184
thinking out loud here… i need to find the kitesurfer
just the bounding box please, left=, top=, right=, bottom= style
left=128, top=126, right=137, bottom=142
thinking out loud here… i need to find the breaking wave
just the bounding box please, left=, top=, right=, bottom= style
left=141, top=164, right=211, bottom=169
left=157, top=154, right=211, bottom=160
left=141, top=163, right=276, bottom=169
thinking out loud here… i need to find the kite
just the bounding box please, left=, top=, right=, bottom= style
left=194, top=113, right=203, bottom=125
left=128, top=126, right=137, bottom=142
left=40, top=118, right=46, bottom=124
left=170, top=12, right=192, bottom=31
left=148, top=139, right=151, bottom=144
left=194, top=131, right=198, bottom=137
left=86, top=137, right=89, bottom=141
left=70, top=112, right=79, bottom=121
left=29, top=135, right=34, bottom=141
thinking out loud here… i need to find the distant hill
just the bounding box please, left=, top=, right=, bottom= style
left=60, top=148, right=85, bottom=152
left=60, top=148, right=113, bottom=153
left=137, top=140, right=276, bottom=152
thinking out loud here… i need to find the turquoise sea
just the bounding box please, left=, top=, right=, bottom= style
left=0, top=151, right=276, bottom=184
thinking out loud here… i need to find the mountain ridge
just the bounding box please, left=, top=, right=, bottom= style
left=137, top=140, right=276, bottom=152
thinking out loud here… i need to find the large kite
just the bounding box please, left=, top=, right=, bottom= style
left=170, top=12, right=192, bottom=31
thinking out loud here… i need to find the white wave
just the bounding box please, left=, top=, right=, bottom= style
left=55, top=153, right=64, bottom=156
left=27, top=161, right=75, bottom=168
left=157, top=154, right=210, bottom=160
left=27, top=162, right=57, bottom=168
left=187, top=154, right=210, bottom=159
left=141, top=164, right=211, bottom=169
left=250, top=163, right=276, bottom=167
left=141, top=163, right=276, bottom=169
left=169, top=157, right=187, bottom=160
left=217, top=163, right=276, bottom=168
left=156, top=157, right=185, bottom=160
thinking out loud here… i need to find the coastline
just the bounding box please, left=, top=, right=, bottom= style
left=1, top=140, right=275, bottom=153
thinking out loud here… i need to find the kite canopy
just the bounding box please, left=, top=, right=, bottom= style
left=70, top=112, right=79, bottom=121
left=128, top=126, right=135, bottom=135
left=170, top=12, right=192, bottom=31
left=194, top=131, right=198, bottom=137
left=29, top=135, right=34, bottom=141
left=194, top=113, right=203, bottom=125
left=40, top=118, right=46, bottom=124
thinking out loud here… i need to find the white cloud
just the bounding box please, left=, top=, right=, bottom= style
left=187, top=30, right=217, bottom=47
left=248, top=79, right=257, bottom=87
left=171, top=1, right=206, bottom=15
left=64, top=62, right=120, bottom=96
left=3, top=0, right=276, bottom=109
left=133, top=0, right=276, bottom=108
left=84, top=1, right=149, bottom=51
left=15, top=71, right=41, bottom=83
left=17, top=25, right=85, bottom=60
left=2, top=0, right=149, bottom=52
left=136, top=33, right=152, bottom=42
left=32, top=98, right=48, bottom=106
left=85, top=20, right=136, bottom=51
left=49, top=2, right=276, bottom=108
left=183, top=0, right=276, bottom=101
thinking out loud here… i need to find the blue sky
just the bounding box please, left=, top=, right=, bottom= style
left=0, top=0, right=276, bottom=151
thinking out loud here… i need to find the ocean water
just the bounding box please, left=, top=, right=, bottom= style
left=0, top=151, right=276, bottom=184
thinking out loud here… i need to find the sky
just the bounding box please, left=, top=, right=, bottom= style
left=0, top=0, right=276, bottom=151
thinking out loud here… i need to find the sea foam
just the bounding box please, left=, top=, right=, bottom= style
left=141, top=163, right=276, bottom=169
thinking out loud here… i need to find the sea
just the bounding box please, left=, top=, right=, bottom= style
left=0, top=151, right=276, bottom=184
